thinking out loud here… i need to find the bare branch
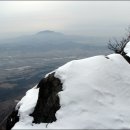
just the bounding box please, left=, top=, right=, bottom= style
left=108, top=26, right=130, bottom=54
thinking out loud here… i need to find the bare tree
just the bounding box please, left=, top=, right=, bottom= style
left=108, top=27, right=130, bottom=55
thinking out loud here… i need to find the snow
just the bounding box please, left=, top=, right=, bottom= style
left=15, top=85, right=39, bottom=127
left=12, top=53, right=130, bottom=129
left=124, top=41, right=130, bottom=57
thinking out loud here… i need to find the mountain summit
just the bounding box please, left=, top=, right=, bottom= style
left=6, top=42, right=130, bottom=129
left=36, top=30, right=63, bottom=35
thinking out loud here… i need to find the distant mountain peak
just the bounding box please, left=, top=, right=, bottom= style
left=36, top=30, right=61, bottom=35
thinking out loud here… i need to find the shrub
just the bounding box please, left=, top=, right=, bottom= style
left=108, top=27, right=130, bottom=54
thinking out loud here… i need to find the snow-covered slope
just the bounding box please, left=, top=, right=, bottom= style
left=124, top=41, right=130, bottom=57
left=11, top=52, right=130, bottom=129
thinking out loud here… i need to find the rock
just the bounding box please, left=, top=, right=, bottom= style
left=6, top=109, right=19, bottom=130
left=121, top=51, right=130, bottom=64
left=6, top=72, right=62, bottom=129
left=31, top=72, right=62, bottom=123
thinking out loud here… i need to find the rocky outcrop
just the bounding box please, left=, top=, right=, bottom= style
left=121, top=52, right=130, bottom=64
left=6, top=110, right=19, bottom=130
left=123, top=55, right=130, bottom=63
left=6, top=72, right=62, bottom=130
left=31, top=72, right=62, bottom=123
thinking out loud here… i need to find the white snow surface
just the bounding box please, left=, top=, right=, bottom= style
left=124, top=41, right=130, bottom=57
left=13, top=54, right=130, bottom=129
left=14, top=86, right=39, bottom=127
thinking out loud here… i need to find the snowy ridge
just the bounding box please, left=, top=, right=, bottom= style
left=13, top=54, right=130, bottom=129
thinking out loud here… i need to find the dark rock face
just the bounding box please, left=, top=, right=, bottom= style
left=123, top=55, right=130, bottom=63
left=31, top=72, right=62, bottom=123
left=122, top=51, right=130, bottom=64
left=6, top=109, right=19, bottom=130
left=6, top=72, right=62, bottom=130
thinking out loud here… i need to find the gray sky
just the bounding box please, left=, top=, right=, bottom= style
left=0, top=1, right=130, bottom=39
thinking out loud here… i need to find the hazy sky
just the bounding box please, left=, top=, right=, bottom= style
left=0, top=1, right=130, bottom=39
